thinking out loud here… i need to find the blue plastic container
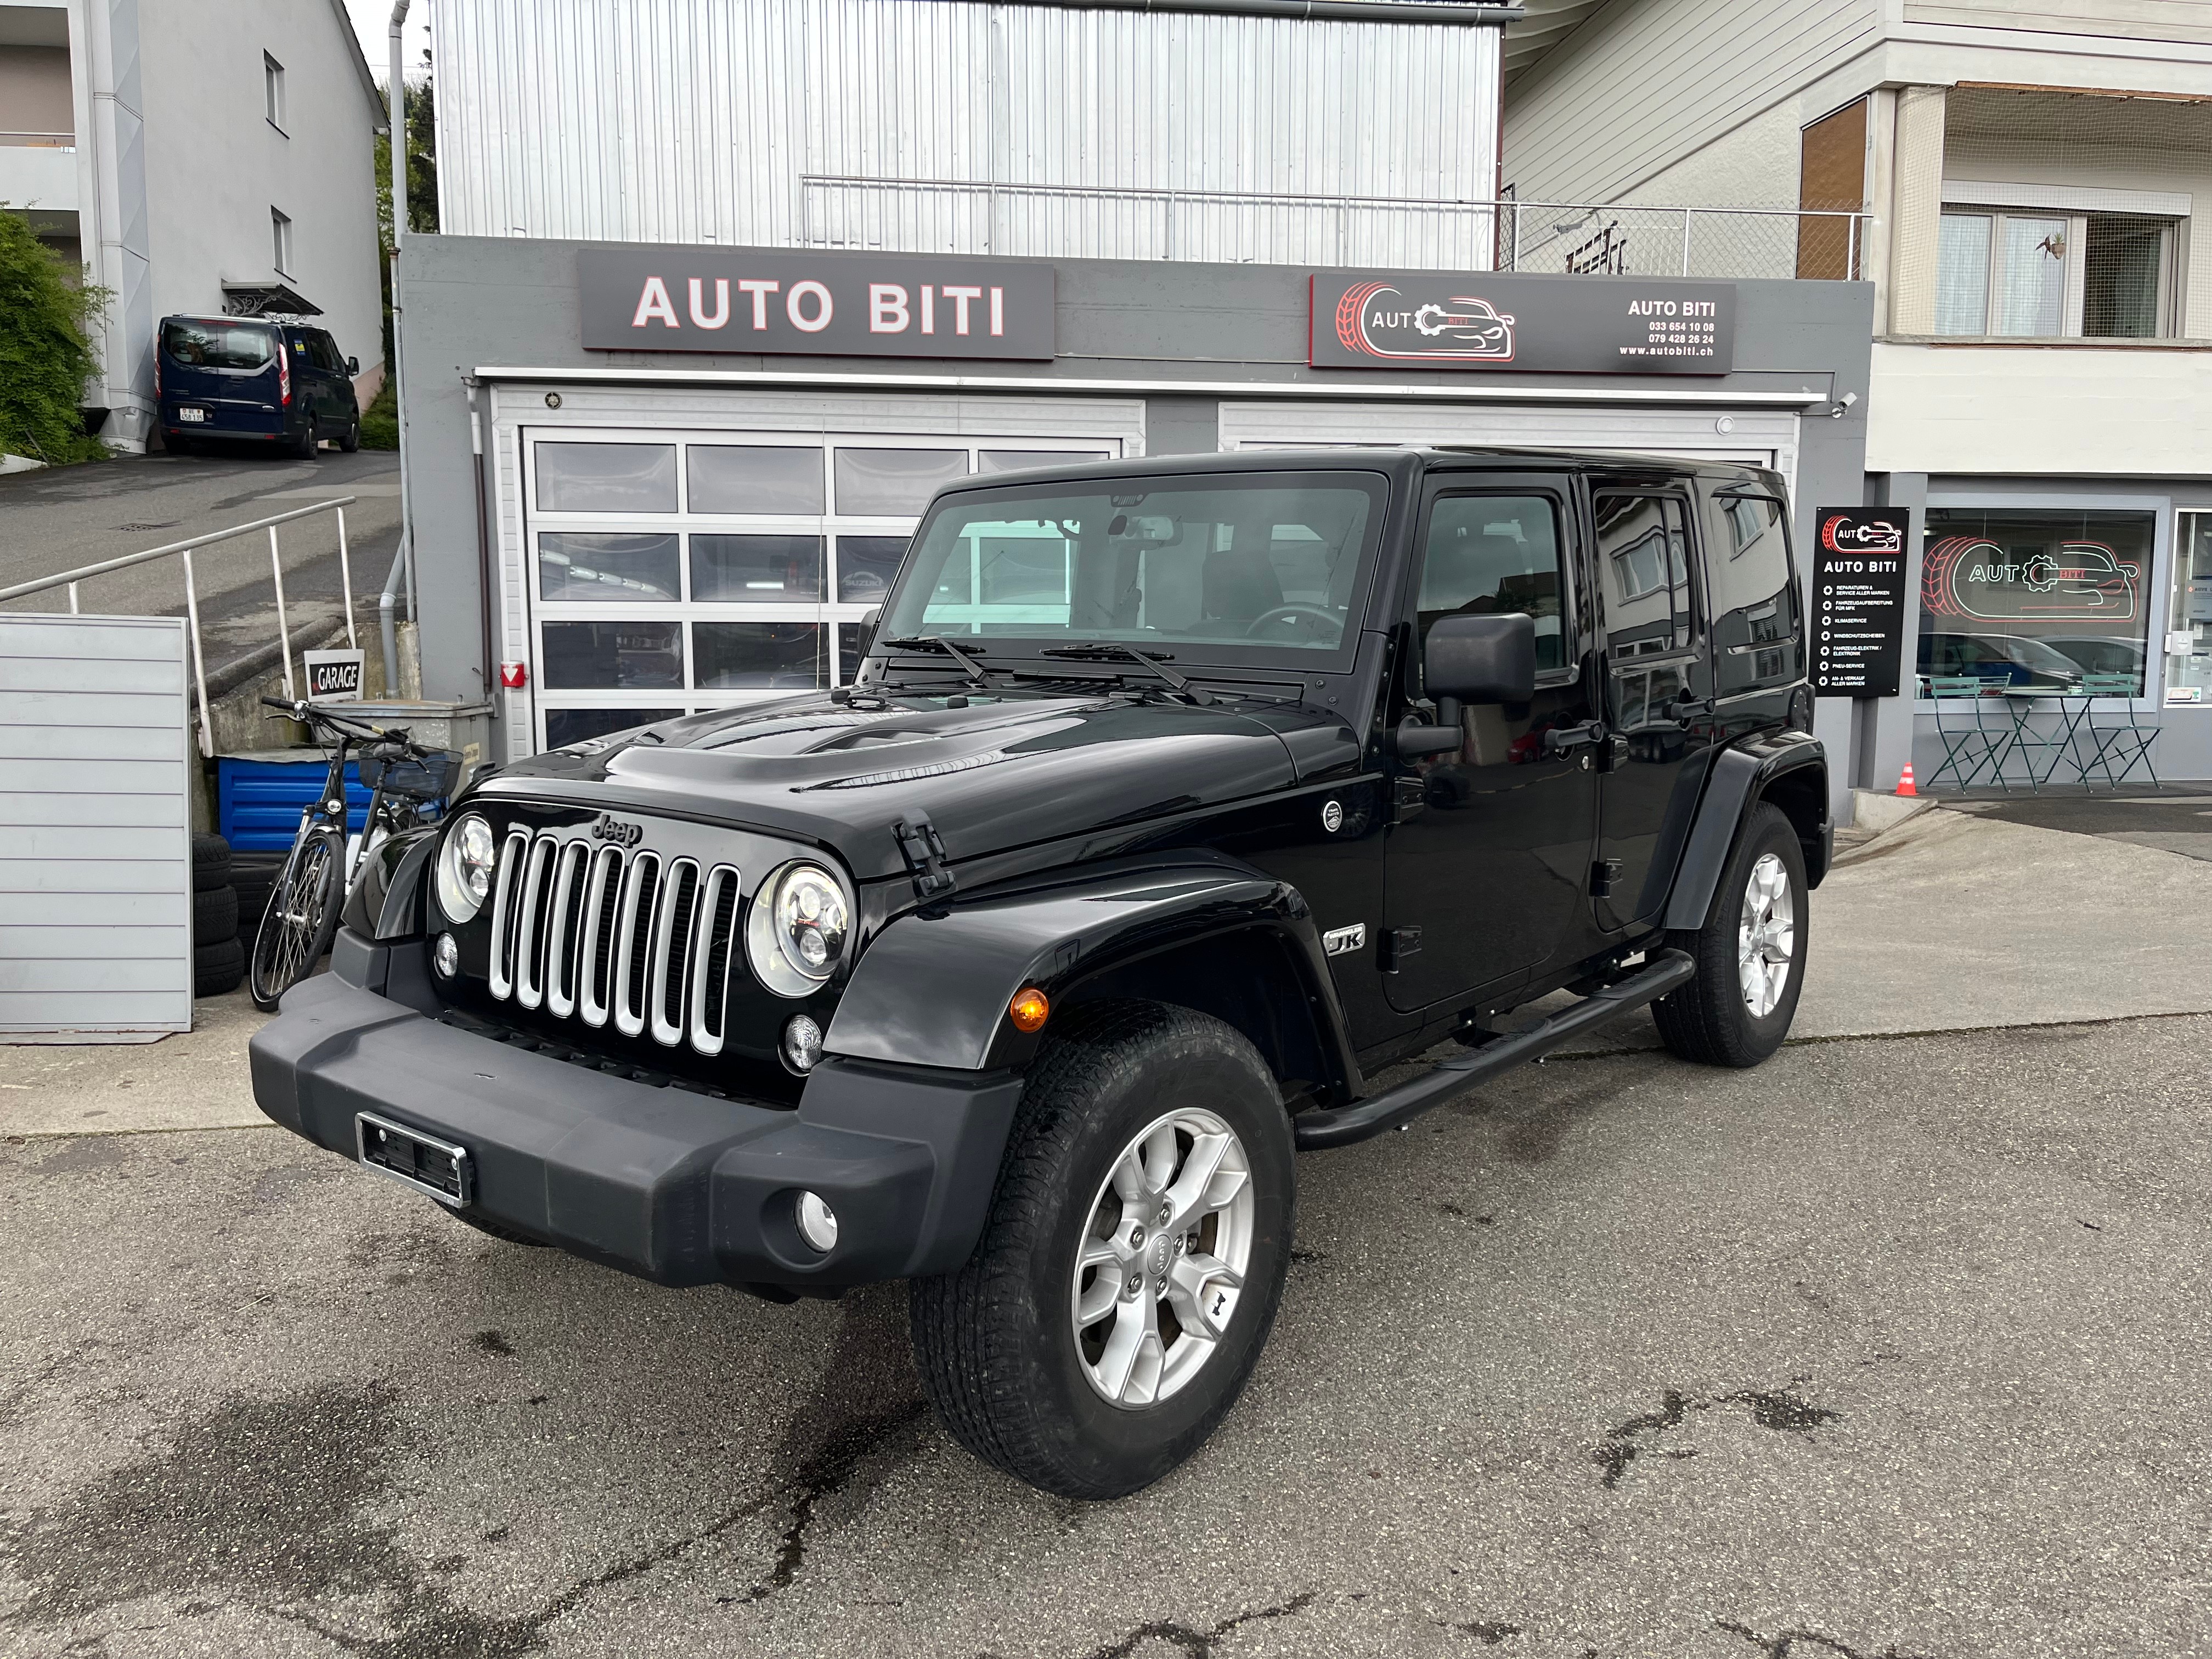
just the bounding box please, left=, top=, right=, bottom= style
left=216, top=752, right=373, bottom=851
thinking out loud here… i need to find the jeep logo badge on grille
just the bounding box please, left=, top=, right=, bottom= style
left=589, top=814, right=644, bottom=847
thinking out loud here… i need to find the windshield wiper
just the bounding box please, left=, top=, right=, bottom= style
left=880, top=634, right=998, bottom=688
left=1040, top=642, right=1190, bottom=692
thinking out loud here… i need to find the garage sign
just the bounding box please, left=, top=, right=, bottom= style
left=579, top=248, right=1055, bottom=360
left=302, top=648, right=365, bottom=703
left=1310, top=273, right=1736, bottom=374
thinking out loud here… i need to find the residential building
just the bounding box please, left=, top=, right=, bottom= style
left=395, top=0, right=1871, bottom=798
left=0, top=0, right=387, bottom=452
left=1503, top=0, right=2212, bottom=787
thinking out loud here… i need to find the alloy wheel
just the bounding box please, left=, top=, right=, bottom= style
left=1070, top=1108, right=1255, bottom=1410
left=1737, top=851, right=1795, bottom=1017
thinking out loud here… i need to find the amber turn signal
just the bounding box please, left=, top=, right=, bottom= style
left=1008, top=986, right=1050, bottom=1033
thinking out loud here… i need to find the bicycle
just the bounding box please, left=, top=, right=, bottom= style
left=247, top=696, right=462, bottom=1011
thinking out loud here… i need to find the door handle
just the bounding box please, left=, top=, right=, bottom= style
left=1542, top=720, right=1606, bottom=755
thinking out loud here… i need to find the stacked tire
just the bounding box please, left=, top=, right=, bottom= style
left=192, top=834, right=246, bottom=997
left=229, top=851, right=286, bottom=955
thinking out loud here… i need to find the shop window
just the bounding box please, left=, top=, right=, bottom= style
left=2169, top=512, right=2212, bottom=705
left=535, top=443, right=678, bottom=513
left=694, top=621, right=825, bottom=689
left=1594, top=493, right=1691, bottom=658
left=1699, top=492, right=1801, bottom=695
left=835, top=536, right=907, bottom=604
left=545, top=708, right=682, bottom=749
left=979, top=449, right=1113, bottom=473
left=1414, top=495, right=1565, bottom=672
left=536, top=533, right=679, bottom=602
left=1918, top=508, right=2154, bottom=696
left=686, top=445, right=825, bottom=515
left=833, top=448, right=970, bottom=515
left=1935, top=208, right=2173, bottom=339
left=690, top=535, right=823, bottom=602
left=541, top=621, right=684, bottom=690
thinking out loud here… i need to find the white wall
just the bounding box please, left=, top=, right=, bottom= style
left=138, top=0, right=384, bottom=376
left=1866, top=339, right=2212, bottom=475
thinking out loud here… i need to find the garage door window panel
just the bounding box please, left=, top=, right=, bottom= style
left=691, top=535, right=825, bottom=602
left=695, top=622, right=826, bottom=689
left=836, top=536, right=907, bottom=605
left=546, top=708, right=685, bottom=750
left=834, top=448, right=971, bottom=515
left=686, top=444, right=827, bottom=515
left=535, top=443, right=679, bottom=514
left=537, top=533, right=681, bottom=603
left=543, top=622, right=685, bottom=690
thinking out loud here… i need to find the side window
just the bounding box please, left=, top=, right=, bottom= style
left=1594, top=493, right=1693, bottom=657
left=1415, top=493, right=1568, bottom=674
left=314, top=333, right=345, bottom=373
left=1698, top=490, right=1802, bottom=693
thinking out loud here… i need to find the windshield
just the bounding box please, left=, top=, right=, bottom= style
left=161, top=319, right=274, bottom=369
left=878, top=472, right=1385, bottom=662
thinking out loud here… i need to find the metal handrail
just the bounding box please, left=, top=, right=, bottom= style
left=0, top=496, right=356, bottom=758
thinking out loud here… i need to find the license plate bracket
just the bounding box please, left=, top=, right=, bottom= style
left=356, top=1111, right=473, bottom=1206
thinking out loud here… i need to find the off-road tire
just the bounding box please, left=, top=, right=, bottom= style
left=194, top=936, right=245, bottom=997
left=910, top=1001, right=1295, bottom=1500
left=193, top=884, right=239, bottom=943
left=1651, top=801, right=1807, bottom=1068
left=191, top=834, right=232, bottom=891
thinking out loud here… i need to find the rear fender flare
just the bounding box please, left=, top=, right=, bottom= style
left=823, top=853, right=1361, bottom=1097
left=1662, top=733, right=1830, bottom=934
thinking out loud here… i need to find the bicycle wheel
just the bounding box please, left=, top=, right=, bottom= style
left=249, top=828, right=345, bottom=1011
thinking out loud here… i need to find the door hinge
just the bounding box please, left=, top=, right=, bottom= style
left=893, top=812, right=956, bottom=905
left=1381, top=925, right=1423, bottom=971
left=1590, top=858, right=1625, bottom=898
left=1391, top=774, right=1427, bottom=823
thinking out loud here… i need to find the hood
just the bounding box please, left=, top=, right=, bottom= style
left=480, top=689, right=1361, bottom=882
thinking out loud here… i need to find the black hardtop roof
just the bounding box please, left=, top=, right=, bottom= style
left=932, top=444, right=1774, bottom=494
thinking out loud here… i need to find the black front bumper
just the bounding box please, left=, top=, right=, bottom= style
left=249, top=973, right=1023, bottom=1290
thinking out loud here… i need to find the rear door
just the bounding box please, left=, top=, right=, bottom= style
left=159, top=318, right=280, bottom=428
left=1381, top=472, right=1601, bottom=1012
left=1590, top=477, right=1718, bottom=931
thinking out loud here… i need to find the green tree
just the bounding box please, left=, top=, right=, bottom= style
left=373, top=71, right=438, bottom=374
left=0, top=210, right=111, bottom=465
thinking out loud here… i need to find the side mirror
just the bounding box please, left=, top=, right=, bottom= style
left=347, top=356, right=360, bottom=374
left=1425, top=612, right=1536, bottom=705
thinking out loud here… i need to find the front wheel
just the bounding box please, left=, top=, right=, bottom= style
left=1651, top=801, right=1807, bottom=1066
left=248, top=827, right=344, bottom=1010
left=911, top=1002, right=1295, bottom=1499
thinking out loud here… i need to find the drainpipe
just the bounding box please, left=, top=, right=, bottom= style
left=378, top=533, right=407, bottom=695
left=388, top=2, right=416, bottom=629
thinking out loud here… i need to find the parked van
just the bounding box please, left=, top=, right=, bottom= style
left=156, top=315, right=362, bottom=458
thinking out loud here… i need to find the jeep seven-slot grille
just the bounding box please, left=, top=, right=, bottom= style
left=485, top=829, right=740, bottom=1056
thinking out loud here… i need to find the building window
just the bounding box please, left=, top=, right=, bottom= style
left=2169, top=512, right=2212, bottom=706
left=264, top=53, right=285, bottom=131
left=270, top=208, right=292, bottom=276
left=1918, top=507, right=2155, bottom=697
left=1936, top=208, right=2174, bottom=339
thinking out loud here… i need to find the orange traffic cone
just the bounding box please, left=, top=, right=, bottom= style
left=1897, top=763, right=1917, bottom=798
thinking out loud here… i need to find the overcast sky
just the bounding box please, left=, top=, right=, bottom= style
left=342, top=0, right=435, bottom=84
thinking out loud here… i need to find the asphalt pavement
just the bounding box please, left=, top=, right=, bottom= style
left=3, top=808, right=2211, bottom=1657
left=0, top=447, right=402, bottom=677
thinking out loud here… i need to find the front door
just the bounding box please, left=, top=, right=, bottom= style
left=1590, top=482, right=1717, bottom=930
left=1383, top=477, right=1601, bottom=1013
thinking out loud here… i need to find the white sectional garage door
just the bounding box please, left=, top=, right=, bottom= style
left=496, top=390, right=1148, bottom=755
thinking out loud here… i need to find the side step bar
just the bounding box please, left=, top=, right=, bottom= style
left=1294, top=949, right=1696, bottom=1151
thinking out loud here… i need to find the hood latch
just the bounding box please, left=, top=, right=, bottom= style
left=894, top=812, right=957, bottom=906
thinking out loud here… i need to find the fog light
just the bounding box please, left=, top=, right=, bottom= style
left=782, top=1013, right=823, bottom=1074
left=433, top=932, right=459, bottom=978
left=795, top=1190, right=839, bottom=1253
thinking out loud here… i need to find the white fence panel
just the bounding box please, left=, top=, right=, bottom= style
left=0, top=616, right=191, bottom=1039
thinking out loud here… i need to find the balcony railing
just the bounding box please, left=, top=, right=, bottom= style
left=799, top=174, right=1871, bottom=280
left=0, top=131, right=75, bottom=149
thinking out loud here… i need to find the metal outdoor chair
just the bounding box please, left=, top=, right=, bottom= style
left=2078, top=672, right=2161, bottom=789
left=1923, top=675, right=2012, bottom=791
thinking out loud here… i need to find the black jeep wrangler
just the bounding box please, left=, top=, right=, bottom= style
left=251, top=448, right=1827, bottom=1499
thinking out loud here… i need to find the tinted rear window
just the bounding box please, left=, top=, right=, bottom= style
left=161, top=320, right=274, bottom=369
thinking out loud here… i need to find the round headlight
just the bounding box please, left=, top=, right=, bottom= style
left=435, top=813, right=498, bottom=923
left=746, top=861, right=851, bottom=997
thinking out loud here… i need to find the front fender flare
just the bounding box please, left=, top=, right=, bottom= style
left=824, top=853, right=1359, bottom=1092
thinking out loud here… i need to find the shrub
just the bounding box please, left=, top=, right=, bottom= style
left=359, top=374, right=398, bottom=449
left=0, top=209, right=110, bottom=465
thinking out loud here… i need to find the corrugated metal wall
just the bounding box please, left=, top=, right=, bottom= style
left=433, top=0, right=1503, bottom=268
left=0, top=616, right=191, bottom=1038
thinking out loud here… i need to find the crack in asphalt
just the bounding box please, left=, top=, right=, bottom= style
left=1594, top=1385, right=1841, bottom=1488
left=1075, top=1590, right=1318, bottom=1659
left=1715, top=1618, right=1937, bottom=1658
